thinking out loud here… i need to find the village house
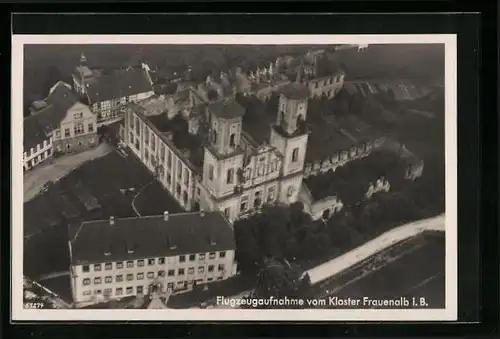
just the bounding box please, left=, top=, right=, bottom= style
left=23, top=81, right=98, bottom=172
left=68, top=211, right=237, bottom=307
left=72, top=53, right=155, bottom=124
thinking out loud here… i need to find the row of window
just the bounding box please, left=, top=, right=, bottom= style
left=96, top=96, right=130, bottom=110
left=82, top=278, right=225, bottom=297
left=25, top=140, right=51, bottom=157
left=312, top=75, right=342, bottom=88
left=82, top=252, right=227, bottom=273
left=82, top=264, right=226, bottom=285
left=234, top=187, right=276, bottom=215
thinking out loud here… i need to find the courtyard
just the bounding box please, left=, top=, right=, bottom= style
left=23, top=149, right=183, bottom=280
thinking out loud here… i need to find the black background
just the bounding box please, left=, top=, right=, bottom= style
left=2, top=2, right=497, bottom=338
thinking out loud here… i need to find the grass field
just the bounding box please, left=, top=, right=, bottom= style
left=313, top=232, right=445, bottom=308
left=24, top=150, right=183, bottom=279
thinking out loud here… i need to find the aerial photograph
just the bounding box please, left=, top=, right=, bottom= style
left=20, top=41, right=447, bottom=312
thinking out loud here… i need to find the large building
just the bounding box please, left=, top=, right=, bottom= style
left=23, top=81, right=98, bottom=172
left=122, top=83, right=311, bottom=222
left=68, top=211, right=237, bottom=307
left=72, top=53, right=155, bottom=124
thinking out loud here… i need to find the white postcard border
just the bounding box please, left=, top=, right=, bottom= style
left=12, top=34, right=458, bottom=322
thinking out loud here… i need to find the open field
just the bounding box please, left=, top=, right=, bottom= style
left=313, top=232, right=445, bottom=308
left=24, top=149, right=183, bottom=279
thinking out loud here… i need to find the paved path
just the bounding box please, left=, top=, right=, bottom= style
left=305, top=214, right=446, bottom=285
left=23, top=142, right=113, bottom=203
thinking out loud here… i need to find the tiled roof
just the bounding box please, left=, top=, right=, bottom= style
left=69, top=211, right=235, bottom=266
left=23, top=82, right=80, bottom=151
left=207, top=99, right=245, bottom=119
left=86, top=68, right=153, bottom=103
left=280, top=83, right=310, bottom=100
left=237, top=95, right=276, bottom=146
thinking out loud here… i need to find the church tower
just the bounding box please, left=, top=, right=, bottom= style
left=202, top=99, right=246, bottom=200
left=269, top=83, right=310, bottom=203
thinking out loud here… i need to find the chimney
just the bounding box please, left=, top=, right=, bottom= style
left=209, top=229, right=216, bottom=246
left=109, top=216, right=115, bottom=226
left=164, top=211, right=169, bottom=221
left=200, top=209, right=205, bottom=217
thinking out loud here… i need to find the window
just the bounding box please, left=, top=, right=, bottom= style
left=94, top=264, right=101, bottom=271
left=83, top=278, right=91, bottom=286
left=177, top=161, right=182, bottom=179
left=167, top=151, right=172, bottom=167
left=105, top=263, right=112, bottom=270
left=168, top=269, right=175, bottom=277
left=158, top=257, right=165, bottom=265
left=267, top=186, right=276, bottom=201
left=188, top=267, right=195, bottom=274
left=208, top=278, right=213, bottom=282
left=189, top=254, right=196, bottom=261
left=116, top=262, right=124, bottom=269
left=116, top=275, right=123, bottom=282
left=224, top=208, right=230, bottom=219
left=88, top=123, right=94, bottom=133
left=126, top=261, right=134, bottom=268
left=158, top=270, right=165, bottom=277
left=41, top=153, right=45, bottom=160
left=167, top=173, right=171, bottom=184
left=208, top=165, right=214, bottom=180
left=198, top=266, right=205, bottom=274
left=137, top=273, right=144, bottom=280
left=116, top=287, right=123, bottom=296
left=94, top=277, right=102, bottom=284
left=227, top=168, right=234, bottom=184
left=176, top=184, right=181, bottom=196
left=74, top=123, right=84, bottom=136
left=137, top=286, right=144, bottom=294
left=147, top=272, right=154, bottom=279
left=212, top=130, right=217, bottom=144
left=178, top=268, right=185, bottom=275
left=183, top=191, right=188, bottom=205
left=151, top=136, right=156, bottom=151
left=160, top=144, right=165, bottom=161
left=95, top=289, right=102, bottom=295
left=105, top=276, right=112, bottom=283
left=73, top=112, right=83, bottom=119
left=218, top=264, right=225, bottom=272
left=208, top=265, right=214, bottom=272
left=55, top=130, right=61, bottom=138
left=229, top=133, right=236, bottom=147
left=240, top=195, right=248, bottom=212
left=217, top=277, right=223, bottom=281
left=126, top=274, right=133, bottom=281
left=209, top=252, right=216, bottom=260
left=148, top=258, right=155, bottom=266
left=138, top=260, right=145, bottom=267
left=292, top=147, right=299, bottom=162
left=199, top=253, right=206, bottom=260
left=83, top=290, right=91, bottom=296
left=82, top=265, right=90, bottom=273
left=126, top=286, right=133, bottom=295
left=219, top=251, right=226, bottom=258
left=104, top=288, right=112, bottom=296
left=145, top=129, right=149, bottom=144
left=179, top=255, right=186, bottom=263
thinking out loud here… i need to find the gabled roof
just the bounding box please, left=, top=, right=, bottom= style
left=69, top=211, right=235, bottom=266
left=86, top=68, right=153, bottom=103
left=207, top=99, right=245, bottom=119
left=23, top=82, right=80, bottom=151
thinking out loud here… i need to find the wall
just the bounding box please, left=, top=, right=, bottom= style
left=71, top=249, right=237, bottom=305
left=308, top=74, right=345, bottom=99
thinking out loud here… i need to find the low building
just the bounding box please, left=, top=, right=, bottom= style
left=72, top=53, right=154, bottom=124
left=23, top=81, right=98, bottom=172
left=68, top=210, right=238, bottom=307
